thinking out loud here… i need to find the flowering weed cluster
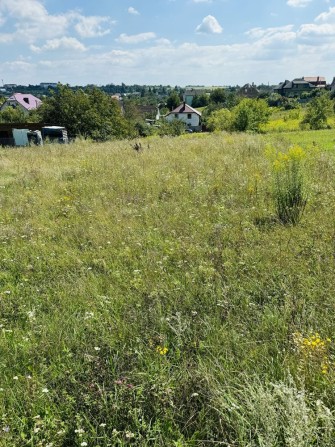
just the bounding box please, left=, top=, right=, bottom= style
left=268, top=144, right=307, bottom=225
left=293, top=332, right=332, bottom=376
left=156, top=345, right=168, bottom=355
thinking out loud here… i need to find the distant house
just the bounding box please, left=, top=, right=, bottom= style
left=3, top=84, right=17, bottom=91
left=238, top=83, right=259, bottom=98
left=0, top=93, right=42, bottom=115
left=274, top=76, right=326, bottom=97
left=303, top=76, right=326, bottom=88
left=40, top=82, right=58, bottom=89
left=183, top=88, right=208, bottom=106
left=329, top=77, right=335, bottom=92
left=165, top=102, right=201, bottom=131
left=136, top=105, right=160, bottom=121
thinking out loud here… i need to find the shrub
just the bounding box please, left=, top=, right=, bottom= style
left=301, top=94, right=333, bottom=130
left=206, top=108, right=232, bottom=132
left=232, top=98, right=270, bottom=132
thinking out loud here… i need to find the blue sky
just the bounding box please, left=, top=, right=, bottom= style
left=1, top=0, right=335, bottom=86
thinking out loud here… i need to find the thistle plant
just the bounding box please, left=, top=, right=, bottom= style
left=271, top=145, right=307, bottom=225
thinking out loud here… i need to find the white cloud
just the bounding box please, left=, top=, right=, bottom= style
left=30, top=37, right=87, bottom=53
left=4, top=32, right=335, bottom=87
left=0, top=33, right=14, bottom=43
left=75, top=16, right=114, bottom=38
left=315, top=7, right=335, bottom=22
left=116, top=32, right=156, bottom=44
left=155, top=38, right=172, bottom=46
left=128, top=7, right=140, bottom=15
left=196, top=15, right=223, bottom=34
left=287, top=0, right=312, bottom=7
left=0, top=0, right=114, bottom=45
left=247, top=25, right=294, bottom=39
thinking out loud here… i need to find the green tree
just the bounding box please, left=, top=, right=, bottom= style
left=0, top=107, right=27, bottom=123
left=38, top=84, right=130, bottom=140
left=166, top=91, right=181, bottom=111
left=210, top=88, right=227, bottom=104
left=231, top=98, right=270, bottom=132
left=301, top=93, right=333, bottom=130
left=192, top=94, right=209, bottom=108
left=206, top=108, right=232, bottom=132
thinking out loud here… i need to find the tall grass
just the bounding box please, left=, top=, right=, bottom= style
left=269, top=145, right=308, bottom=225
left=0, top=134, right=334, bottom=445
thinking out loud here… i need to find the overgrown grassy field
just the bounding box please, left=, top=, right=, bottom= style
left=261, top=108, right=335, bottom=134
left=0, top=133, right=335, bottom=446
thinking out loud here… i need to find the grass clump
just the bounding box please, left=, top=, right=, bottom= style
left=268, top=144, right=308, bottom=225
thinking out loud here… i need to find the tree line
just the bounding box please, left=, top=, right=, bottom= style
left=0, top=84, right=334, bottom=140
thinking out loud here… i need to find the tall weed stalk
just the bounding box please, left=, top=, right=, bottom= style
left=271, top=145, right=307, bottom=225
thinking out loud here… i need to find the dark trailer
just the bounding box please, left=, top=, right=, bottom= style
left=41, top=126, right=68, bottom=144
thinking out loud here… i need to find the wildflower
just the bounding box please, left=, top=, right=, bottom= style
left=94, top=347, right=101, bottom=351
left=80, top=443, right=88, bottom=446
left=125, top=431, right=135, bottom=439
left=2, top=426, right=9, bottom=433
left=156, top=345, right=168, bottom=355
left=99, top=423, right=106, bottom=427
left=75, top=429, right=85, bottom=434
left=288, top=145, right=306, bottom=161
left=13, top=376, right=18, bottom=380
left=41, top=388, right=49, bottom=393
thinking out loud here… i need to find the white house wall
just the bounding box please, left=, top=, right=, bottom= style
left=166, top=113, right=200, bottom=128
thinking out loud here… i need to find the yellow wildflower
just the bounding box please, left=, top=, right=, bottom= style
left=156, top=345, right=168, bottom=355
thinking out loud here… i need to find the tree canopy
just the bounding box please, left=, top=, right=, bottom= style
left=37, top=84, right=130, bottom=141
left=301, top=93, right=333, bottom=130
left=232, top=98, right=270, bottom=132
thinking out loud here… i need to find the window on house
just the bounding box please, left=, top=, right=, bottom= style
left=23, top=97, right=30, bottom=104
left=174, top=114, right=178, bottom=118
left=187, top=114, right=192, bottom=119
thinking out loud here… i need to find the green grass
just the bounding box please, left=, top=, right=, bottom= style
left=261, top=107, right=335, bottom=136
left=0, top=133, right=335, bottom=446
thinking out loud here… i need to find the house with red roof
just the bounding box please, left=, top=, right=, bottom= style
left=1, top=93, right=42, bottom=115
left=165, top=102, right=201, bottom=131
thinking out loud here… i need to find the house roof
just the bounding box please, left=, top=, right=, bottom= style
left=282, top=79, right=316, bottom=89
left=167, top=102, right=201, bottom=116
left=184, top=89, right=207, bottom=96
left=303, top=76, right=326, bottom=83
left=7, top=93, right=42, bottom=111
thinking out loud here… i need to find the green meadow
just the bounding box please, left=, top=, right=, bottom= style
left=0, top=132, right=335, bottom=446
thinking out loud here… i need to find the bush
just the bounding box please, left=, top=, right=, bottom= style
left=232, top=98, right=270, bottom=132
left=158, top=119, right=186, bottom=136
left=206, top=108, right=232, bottom=132
left=301, top=94, right=333, bottom=130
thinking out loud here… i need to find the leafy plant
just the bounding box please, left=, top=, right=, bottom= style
left=270, top=145, right=307, bottom=225
left=232, top=98, right=270, bottom=132
left=301, top=93, right=333, bottom=130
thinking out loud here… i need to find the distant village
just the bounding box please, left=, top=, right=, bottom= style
left=0, top=75, right=335, bottom=146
